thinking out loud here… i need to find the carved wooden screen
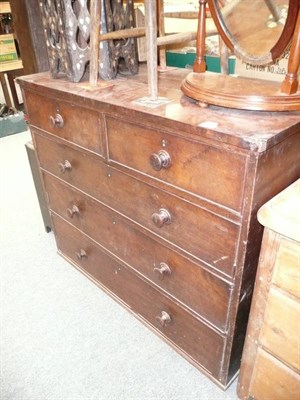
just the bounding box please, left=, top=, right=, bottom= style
left=40, top=0, right=138, bottom=82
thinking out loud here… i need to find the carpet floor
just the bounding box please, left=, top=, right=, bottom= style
left=0, top=112, right=28, bottom=139
left=0, top=130, right=238, bottom=400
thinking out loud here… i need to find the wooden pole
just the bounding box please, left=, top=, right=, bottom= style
left=162, top=11, right=199, bottom=19
left=99, top=27, right=145, bottom=41
left=193, top=0, right=207, bottom=73
left=157, top=31, right=197, bottom=46
left=89, top=0, right=101, bottom=86
left=158, top=0, right=167, bottom=69
left=145, top=0, right=158, bottom=100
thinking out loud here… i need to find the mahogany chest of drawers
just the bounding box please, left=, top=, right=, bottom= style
left=18, top=67, right=300, bottom=389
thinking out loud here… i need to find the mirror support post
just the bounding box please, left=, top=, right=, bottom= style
left=281, top=11, right=300, bottom=95
left=193, top=0, right=207, bottom=73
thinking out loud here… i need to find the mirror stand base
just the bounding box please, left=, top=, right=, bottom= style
left=181, top=73, right=300, bottom=112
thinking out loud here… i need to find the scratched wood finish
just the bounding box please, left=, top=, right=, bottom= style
left=238, top=180, right=300, bottom=399
left=51, top=212, right=226, bottom=378
left=42, top=169, right=238, bottom=279
left=34, top=133, right=238, bottom=277
left=105, top=116, right=247, bottom=212
left=42, top=170, right=232, bottom=330
left=18, top=67, right=300, bottom=389
left=25, top=91, right=103, bottom=154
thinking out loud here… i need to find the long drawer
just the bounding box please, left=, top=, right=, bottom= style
left=25, top=92, right=103, bottom=155
left=105, top=116, right=247, bottom=212
left=51, top=213, right=226, bottom=381
left=44, top=173, right=232, bottom=331
left=36, top=133, right=240, bottom=277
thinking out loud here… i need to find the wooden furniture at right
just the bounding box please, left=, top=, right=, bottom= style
left=237, top=179, right=300, bottom=400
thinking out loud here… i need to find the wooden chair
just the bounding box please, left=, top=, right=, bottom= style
left=157, top=0, right=198, bottom=70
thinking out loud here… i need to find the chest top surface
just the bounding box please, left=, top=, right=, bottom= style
left=18, top=65, right=300, bottom=152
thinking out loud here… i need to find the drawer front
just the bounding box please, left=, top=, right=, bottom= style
left=260, top=287, right=300, bottom=371
left=52, top=213, right=226, bottom=380
left=36, top=134, right=239, bottom=277
left=26, top=91, right=102, bottom=154
left=250, top=348, right=300, bottom=400
left=106, top=116, right=247, bottom=212
left=45, top=174, right=232, bottom=330
left=273, top=236, right=300, bottom=299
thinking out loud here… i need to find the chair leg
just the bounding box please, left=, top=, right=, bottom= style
left=158, top=0, right=167, bottom=70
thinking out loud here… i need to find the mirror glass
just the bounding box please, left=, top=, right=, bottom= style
left=217, top=0, right=288, bottom=58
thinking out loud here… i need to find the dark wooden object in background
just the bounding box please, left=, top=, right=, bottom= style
left=39, top=0, right=138, bottom=83
left=9, top=0, right=49, bottom=75
left=39, top=0, right=90, bottom=82
left=18, top=67, right=300, bottom=389
left=102, top=0, right=139, bottom=79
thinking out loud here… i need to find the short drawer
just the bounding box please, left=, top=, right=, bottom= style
left=260, top=287, right=300, bottom=371
left=106, top=116, right=247, bottom=212
left=52, top=213, right=226, bottom=381
left=273, top=236, right=300, bottom=299
left=48, top=189, right=232, bottom=331
left=25, top=91, right=102, bottom=154
left=42, top=168, right=239, bottom=278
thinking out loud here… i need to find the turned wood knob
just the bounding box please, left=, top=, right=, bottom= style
left=58, top=160, right=72, bottom=173
left=153, top=262, right=171, bottom=280
left=67, top=205, right=80, bottom=218
left=155, top=311, right=172, bottom=327
left=50, top=113, right=64, bottom=128
left=151, top=208, right=171, bottom=228
left=150, top=150, right=171, bottom=171
left=75, top=249, right=87, bottom=260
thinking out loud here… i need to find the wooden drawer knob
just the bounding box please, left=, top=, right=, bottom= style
left=75, top=249, right=87, bottom=260
left=150, top=150, right=171, bottom=171
left=67, top=205, right=80, bottom=218
left=151, top=208, right=171, bottom=228
left=155, top=311, right=172, bottom=327
left=58, top=160, right=72, bottom=173
left=50, top=113, right=64, bottom=128
left=154, top=262, right=171, bottom=280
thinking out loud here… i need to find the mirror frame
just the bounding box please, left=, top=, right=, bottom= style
left=181, top=0, right=300, bottom=111
left=209, top=0, right=299, bottom=64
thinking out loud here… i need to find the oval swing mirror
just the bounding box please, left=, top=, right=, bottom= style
left=181, top=0, right=300, bottom=111
left=212, top=0, right=297, bottom=64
